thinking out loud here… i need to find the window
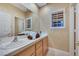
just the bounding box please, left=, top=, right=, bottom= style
left=50, top=9, right=65, bottom=29
left=24, top=17, right=32, bottom=30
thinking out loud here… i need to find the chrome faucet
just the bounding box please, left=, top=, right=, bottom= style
left=13, top=36, right=17, bottom=42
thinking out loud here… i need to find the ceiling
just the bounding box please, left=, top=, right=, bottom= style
left=11, top=3, right=28, bottom=12
left=36, top=3, right=47, bottom=8
left=11, top=3, right=47, bottom=12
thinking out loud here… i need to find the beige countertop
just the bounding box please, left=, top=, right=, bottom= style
left=0, top=33, right=48, bottom=56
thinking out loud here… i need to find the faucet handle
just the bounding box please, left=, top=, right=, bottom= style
left=13, top=36, right=17, bottom=42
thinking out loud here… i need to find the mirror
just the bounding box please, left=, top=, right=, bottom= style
left=24, top=17, right=32, bottom=31
left=15, top=17, right=25, bottom=36
left=0, top=11, right=12, bottom=37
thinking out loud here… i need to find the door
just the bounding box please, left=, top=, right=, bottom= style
left=75, top=3, right=79, bottom=56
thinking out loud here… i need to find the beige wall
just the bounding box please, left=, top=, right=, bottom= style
left=0, top=3, right=26, bottom=35
left=0, top=3, right=25, bottom=17
left=25, top=3, right=40, bottom=32
left=0, top=3, right=40, bottom=35
left=0, top=3, right=71, bottom=52
left=39, top=3, right=70, bottom=52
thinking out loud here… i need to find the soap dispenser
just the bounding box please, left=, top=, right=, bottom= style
left=36, top=32, right=40, bottom=38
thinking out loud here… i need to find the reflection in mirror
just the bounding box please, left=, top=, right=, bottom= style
left=15, top=17, right=25, bottom=36
left=0, top=11, right=12, bottom=37
left=24, top=17, right=32, bottom=31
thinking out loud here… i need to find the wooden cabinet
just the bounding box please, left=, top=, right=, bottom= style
left=35, top=40, right=43, bottom=56
left=42, top=36, right=48, bottom=55
left=15, top=36, right=48, bottom=56
left=36, top=40, right=42, bottom=50
left=15, top=45, right=35, bottom=56
left=31, top=53, right=35, bottom=56
left=36, top=46, right=42, bottom=56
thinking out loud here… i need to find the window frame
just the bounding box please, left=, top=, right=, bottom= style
left=50, top=9, right=66, bottom=29
left=24, top=17, right=32, bottom=31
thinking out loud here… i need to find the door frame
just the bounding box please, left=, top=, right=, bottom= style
left=75, top=3, right=79, bottom=56
left=69, top=4, right=75, bottom=56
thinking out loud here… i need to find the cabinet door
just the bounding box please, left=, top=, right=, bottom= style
left=15, top=45, right=35, bottom=56
left=31, top=53, right=35, bottom=56
left=35, top=40, right=43, bottom=56
left=36, top=46, right=42, bottom=56
left=36, top=40, right=42, bottom=50
left=43, top=36, right=48, bottom=55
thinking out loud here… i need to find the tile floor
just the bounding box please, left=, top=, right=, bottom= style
left=47, top=48, right=69, bottom=56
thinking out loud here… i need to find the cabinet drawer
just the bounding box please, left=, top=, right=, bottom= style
left=36, top=46, right=42, bottom=56
left=36, top=40, right=42, bottom=50
left=15, top=45, right=35, bottom=56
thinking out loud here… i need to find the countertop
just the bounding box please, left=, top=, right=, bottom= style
left=0, top=32, right=48, bottom=56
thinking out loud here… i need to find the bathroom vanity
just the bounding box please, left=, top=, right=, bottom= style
left=15, top=36, right=48, bottom=56
left=0, top=32, right=48, bottom=56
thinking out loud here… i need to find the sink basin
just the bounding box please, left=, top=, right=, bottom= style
left=0, top=42, right=19, bottom=50
left=0, top=38, right=34, bottom=50
left=0, top=36, right=35, bottom=56
left=17, top=36, right=27, bottom=40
